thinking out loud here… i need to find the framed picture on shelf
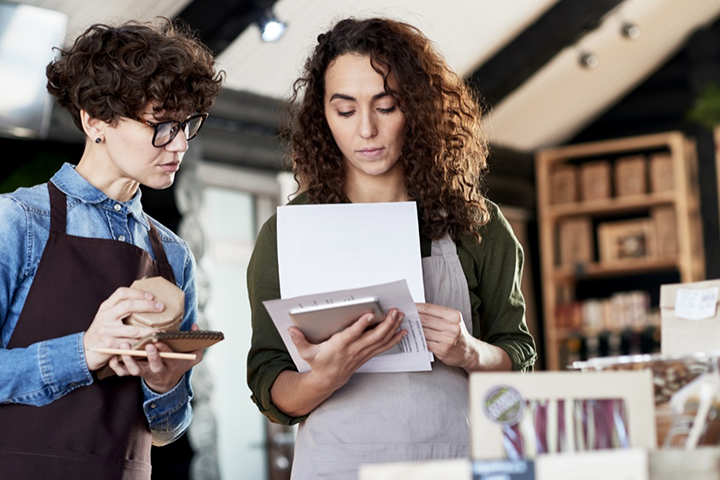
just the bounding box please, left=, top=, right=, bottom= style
left=598, top=218, right=656, bottom=263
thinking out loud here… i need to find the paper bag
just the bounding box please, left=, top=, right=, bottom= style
left=661, top=279, right=720, bottom=356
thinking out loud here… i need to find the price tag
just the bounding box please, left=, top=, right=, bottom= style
left=472, top=460, right=535, bottom=480
left=675, top=287, right=719, bottom=321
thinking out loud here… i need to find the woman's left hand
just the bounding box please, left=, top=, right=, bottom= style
left=108, top=323, right=204, bottom=393
left=416, top=302, right=476, bottom=369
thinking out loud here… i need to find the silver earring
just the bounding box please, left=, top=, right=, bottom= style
left=95, top=137, right=102, bottom=144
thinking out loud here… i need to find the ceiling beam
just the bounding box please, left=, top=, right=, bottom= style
left=176, top=0, right=280, bottom=55
left=467, top=0, right=626, bottom=108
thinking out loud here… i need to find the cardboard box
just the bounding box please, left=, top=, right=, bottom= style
left=580, top=161, right=611, bottom=201
left=360, top=451, right=650, bottom=480
left=597, top=218, right=655, bottom=263
left=615, top=155, right=647, bottom=196
left=652, top=206, right=677, bottom=257
left=470, top=371, right=656, bottom=461
left=649, top=153, right=674, bottom=193
left=649, top=447, right=720, bottom=480
left=359, top=459, right=471, bottom=480
left=536, top=449, right=648, bottom=480
left=550, top=165, right=578, bottom=204
left=661, top=279, right=720, bottom=356
left=558, top=217, right=594, bottom=266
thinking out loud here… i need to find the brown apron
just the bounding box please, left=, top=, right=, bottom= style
left=0, top=181, right=176, bottom=479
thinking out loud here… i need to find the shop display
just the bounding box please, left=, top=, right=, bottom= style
left=536, top=131, right=704, bottom=370
left=469, top=371, right=656, bottom=461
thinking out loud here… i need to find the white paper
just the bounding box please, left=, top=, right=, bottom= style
left=675, top=287, right=719, bottom=321
left=262, top=280, right=432, bottom=373
left=277, top=202, right=425, bottom=302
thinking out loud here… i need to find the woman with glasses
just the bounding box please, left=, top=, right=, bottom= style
left=0, top=18, right=222, bottom=479
left=247, top=17, right=536, bottom=479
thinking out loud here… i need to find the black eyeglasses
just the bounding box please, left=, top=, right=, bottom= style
left=133, top=113, right=209, bottom=148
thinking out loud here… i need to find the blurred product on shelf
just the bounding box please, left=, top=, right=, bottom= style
left=558, top=217, right=594, bottom=266
left=649, top=153, right=674, bottom=193
left=598, top=218, right=656, bottom=263
left=550, top=164, right=578, bottom=204
left=550, top=165, right=578, bottom=205
left=580, top=160, right=612, bottom=201
left=615, top=155, right=648, bottom=197
left=652, top=207, right=678, bottom=257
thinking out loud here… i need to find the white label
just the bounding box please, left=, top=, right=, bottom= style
left=675, top=287, right=719, bottom=321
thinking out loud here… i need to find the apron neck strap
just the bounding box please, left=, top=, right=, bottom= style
left=147, top=220, right=176, bottom=284
left=48, top=181, right=67, bottom=235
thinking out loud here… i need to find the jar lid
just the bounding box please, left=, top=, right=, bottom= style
left=125, top=276, right=184, bottom=330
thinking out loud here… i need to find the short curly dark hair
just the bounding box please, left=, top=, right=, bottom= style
left=288, top=17, right=490, bottom=241
left=46, top=18, right=224, bottom=133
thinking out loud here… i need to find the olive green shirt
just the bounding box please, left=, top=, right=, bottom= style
left=246, top=193, right=537, bottom=425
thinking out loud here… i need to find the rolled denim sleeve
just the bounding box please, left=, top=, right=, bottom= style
left=142, top=247, right=198, bottom=445
left=142, top=373, right=193, bottom=446
left=0, top=197, right=93, bottom=405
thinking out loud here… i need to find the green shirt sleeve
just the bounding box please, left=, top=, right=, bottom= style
left=456, top=201, right=537, bottom=371
left=246, top=214, right=307, bottom=425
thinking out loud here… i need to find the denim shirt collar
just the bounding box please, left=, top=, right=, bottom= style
left=50, top=163, right=150, bottom=230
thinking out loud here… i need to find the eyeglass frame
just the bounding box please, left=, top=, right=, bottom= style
left=132, top=112, right=209, bottom=148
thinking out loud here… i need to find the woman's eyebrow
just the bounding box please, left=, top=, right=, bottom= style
left=328, top=92, right=390, bottom=102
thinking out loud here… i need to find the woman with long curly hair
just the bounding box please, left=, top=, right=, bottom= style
left=0, top=18, right=222, bottom=478
left=247, top=17, right=536, bottom=479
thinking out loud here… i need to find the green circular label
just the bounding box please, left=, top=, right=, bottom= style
left=483, top=385, right=525, bottom=425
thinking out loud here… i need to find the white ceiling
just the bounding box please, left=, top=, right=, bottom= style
left=10, top=0, right=720, bottom=153
left=218, top=0, right=560, bottom=97
left=487, top=0, right=720, bottom=151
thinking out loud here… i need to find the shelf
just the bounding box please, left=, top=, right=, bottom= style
left=547, top=191, right=676, bottom=220
left=553, top=256, right=679, bottom=281
left=536, top=131, right=704, bottom=370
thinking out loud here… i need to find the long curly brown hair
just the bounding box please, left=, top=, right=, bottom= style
left=287, top=17, right=490, bottom=241
left=46, top=18, right=224, bottom=133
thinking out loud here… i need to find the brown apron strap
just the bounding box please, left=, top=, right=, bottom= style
left=147, top=219, right=176, bottom=284
left=48, top=181, right=66, bottom=235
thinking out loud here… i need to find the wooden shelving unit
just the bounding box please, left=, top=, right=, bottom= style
left=536, top=131, right=705, bottom=370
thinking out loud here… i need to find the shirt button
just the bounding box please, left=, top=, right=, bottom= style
left=114, top=204, right=121, bottom=212
left=118, top=235, right=126, bottom=242
left=150, top=403, right=157, bottom=409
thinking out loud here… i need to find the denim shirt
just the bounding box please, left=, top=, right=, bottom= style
left=0, top=163, right=197, bottom=446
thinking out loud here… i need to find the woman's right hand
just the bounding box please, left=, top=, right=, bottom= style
left=83, top=287, right=163, bottom=371
left=270, top=309, right=406, bottom=417
left=292, top=308, right=406, bottom=389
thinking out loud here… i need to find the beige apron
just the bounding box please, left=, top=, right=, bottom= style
left=291, top=233, right=473, bottom=479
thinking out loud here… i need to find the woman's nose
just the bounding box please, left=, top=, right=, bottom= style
left=166, top=130, right=189, bottom=152
left=359, top=111, right=378, bottom=139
